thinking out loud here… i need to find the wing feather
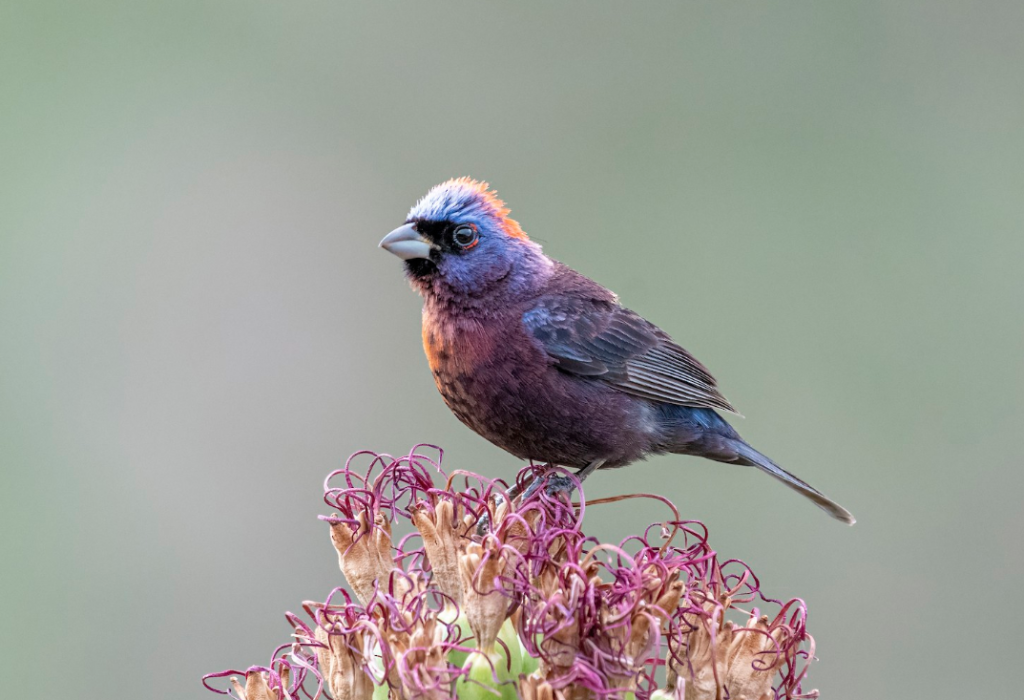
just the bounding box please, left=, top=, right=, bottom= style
left=522, top=297, right=737, bottom=413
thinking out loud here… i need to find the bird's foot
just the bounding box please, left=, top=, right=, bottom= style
left=476, top=463, right=555, bottom=536
left=475, top=460, right=604, bottom=536
left=518, top=470, right=576, bottom=501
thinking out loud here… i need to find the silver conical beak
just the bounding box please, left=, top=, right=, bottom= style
left=379, top=223, right=433, bottom=261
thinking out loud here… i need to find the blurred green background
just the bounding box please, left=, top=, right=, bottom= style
left=2, top=1, right=1022, bottom=697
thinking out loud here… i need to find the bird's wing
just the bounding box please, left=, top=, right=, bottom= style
left=522, top=297, right=738, bottom=413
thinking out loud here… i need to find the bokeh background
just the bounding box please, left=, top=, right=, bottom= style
left=2, top=1, right=1022, bottom=697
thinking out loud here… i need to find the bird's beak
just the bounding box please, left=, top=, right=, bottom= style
left=379, top=223, right=433, bottom=261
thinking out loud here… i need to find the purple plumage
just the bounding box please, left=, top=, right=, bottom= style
left=379, top=178, right=854, bottom=524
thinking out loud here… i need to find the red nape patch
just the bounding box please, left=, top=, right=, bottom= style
left=448, top=177, right=528, bottom=240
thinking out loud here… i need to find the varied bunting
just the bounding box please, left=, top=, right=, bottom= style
left=380, top=178, right=854, bottom=523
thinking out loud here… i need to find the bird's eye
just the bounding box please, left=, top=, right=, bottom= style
left=452, top=224, right=479, bottom=250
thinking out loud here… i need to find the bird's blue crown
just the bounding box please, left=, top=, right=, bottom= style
left=408, top=178, right=527, bottom=240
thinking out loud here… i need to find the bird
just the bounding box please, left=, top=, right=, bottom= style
left=379, top=178, right=854, bottom=524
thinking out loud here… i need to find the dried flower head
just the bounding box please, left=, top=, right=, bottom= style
left=458, top=535, right=516, bottom=653
left=294, top=593, right=380, bottom=700
left=204, top=446, right=823, bottom=700
left=411, top=497, right=471, bottom=603
left=327, top=510, right=396, bottom=607
left=202, top=644, right=318, bottom=700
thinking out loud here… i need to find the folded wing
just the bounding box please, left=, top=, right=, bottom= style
left=522, top=297, right=737, bottom=413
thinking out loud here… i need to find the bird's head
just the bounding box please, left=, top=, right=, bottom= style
left=380, top=178, right=550, bottom=301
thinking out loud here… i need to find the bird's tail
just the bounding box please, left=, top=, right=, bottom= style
left=732, top=441, right=856, bottom=525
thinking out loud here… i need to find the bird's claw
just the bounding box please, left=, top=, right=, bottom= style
left=477, top=465, right=577, bottom=536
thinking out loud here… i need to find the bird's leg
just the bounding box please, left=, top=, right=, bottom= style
left=476, top=460, right=604, bottom=536
left=512, top=459, right=606, bottom=503
left=574, top=458, right=606, bottom=484
left=476, top=464, right=551, bottom=536
left=522, top=459, right=606, bottom=505
left=500, top=476, right=531, bottom=505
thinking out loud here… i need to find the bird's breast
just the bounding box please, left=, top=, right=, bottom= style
left=419, top=303, right=656, bottom=468
left=421, top=311, right=495, bottom=378
left=420, top=306, right=531, bottom=434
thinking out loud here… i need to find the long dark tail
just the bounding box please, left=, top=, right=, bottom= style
left=732, top=441, right=856, bottom=525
